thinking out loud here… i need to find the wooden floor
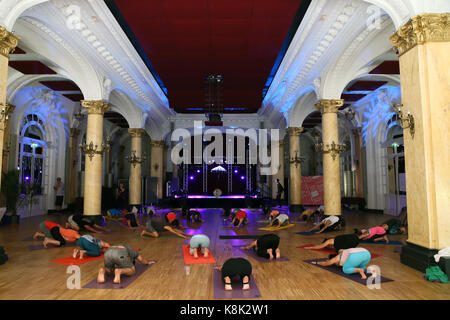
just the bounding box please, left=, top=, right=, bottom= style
left=0, top=208, right=449, bottom=300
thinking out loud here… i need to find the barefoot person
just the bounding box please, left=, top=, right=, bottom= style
left=355, top=224, right=389, bottom=243
left=267, top=211, right=289, bottom=228
left=311, top=247, right=372, bottom=279
left=66, top=214, right=110, bottom=233
left=141, top=218, right=191, bottom=239
left=216, top=258, right=252, bottom=291
left=33, top=221, right=80, bottom=248
left=308, top=215, right=344, bottom=234
left=242, top=234, right=281, bottom=260
left=304, top=233, right=360, bottom=253
left=188, top=234, right=210, bottom=258
left=227, top=210, right=248, bottom=228
left=97, top=244, right=155, bottom=284
left=73, top=235, right=111, bottom=259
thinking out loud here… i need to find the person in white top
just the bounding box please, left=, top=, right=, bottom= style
left=267, top=211, right=290, bottom=228
left=53, top=177, right=65, bottom=212
left=308, top=214, right=343, bottom=234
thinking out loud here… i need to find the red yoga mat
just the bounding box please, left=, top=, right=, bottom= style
left=52, top=255, right=104, bottom=265
left=182, top=245, right=216, bottom=264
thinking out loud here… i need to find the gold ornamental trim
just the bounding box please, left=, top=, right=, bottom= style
left=128, top=128, right=145, bottom=138
left=81, top=100, right=110, bottom=115
left=0, top=104, right=15, bottom=130
left=315, top=99, right=343, bottom=114
left=0, top=26, right=20, bottom=59
left=390, top=13, right=450, bottom=57
left=288, top=127, right=304, bottom=136
left=151, top=140, right=165, bottom=148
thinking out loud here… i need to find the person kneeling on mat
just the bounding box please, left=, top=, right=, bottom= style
left=97, top=244, right=155, bottom=284
left=228, top=210, right=248, bottom=228
left=165, top=212, right=188, bottom=230
left=66, top=214, right=110, bottom=233
left=73, top=235, right=111, bottom=259
left=355, top=224, right=389, bottom=243
left=186, top=209, right=204, bottom=223
left=216, top=258, right=252, bottom=291
left=267, top=211, right=289, bottom=228
left=122, top=208, right=141, bottom=228
left=311, top=247, right=372, bottom=280
left=301, top=205, right=325, bottom=222
left=304, top=233, right=360, bottom=253
left=242, top=234, right=281, bottom=260
left=308, top=215, right=344, bottom=234
left=33, top=221, right=80, bottom=248
left=141, top=218, right=191, bottom=239
left=381, top=218, right=407, bottom=235
left=189, top=234, right=210, bottom=258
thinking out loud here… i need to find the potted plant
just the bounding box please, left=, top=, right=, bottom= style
left=1, top=170, right=21, bottom=225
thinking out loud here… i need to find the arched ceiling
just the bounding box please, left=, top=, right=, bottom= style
left=108, top=0, right=310, bottom=113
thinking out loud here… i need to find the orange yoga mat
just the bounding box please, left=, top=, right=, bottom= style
left=182, top=245, right=216, bottom=264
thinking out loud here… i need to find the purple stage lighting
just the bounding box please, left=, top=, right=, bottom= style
left=25, top=176, right=30, bottom=181
left=190, top=176, right=194, bottom=180
left=196, top=169, right=200, bottom=173
left=234, top=169, right=238, bottom=173
left=240, top=176, right=245, bottom=180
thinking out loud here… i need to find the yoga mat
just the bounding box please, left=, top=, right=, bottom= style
left=22, top=236, right=37, bottom=242
left=182, top=245, right=216, bottom=264
left=52, top=254, right=104, bottom=265
left=213, top=269, right=261, bottom=299
left=232, top=246, right=289, bottom=263
left=359, top=240, right=404, bottom=245
left=28, top=242, right=77, bottom=251
left=296, top=230, right=336, bottom=236
left=83, top=261, right=155, bottom=289
left=297, top=244, right=336, bottom=254
left=257, top=220, right=305, bottom=224
left=297, top=245, right=382, bottom=259
left=394, top=246, right=402, bottom=253
left=132, top=233, right=181, bottom=239
left=219, top=235, right=262, bottom=239
left=258, top=223, right=295, bottom=231
left=304, top=258, right=394, bottom=285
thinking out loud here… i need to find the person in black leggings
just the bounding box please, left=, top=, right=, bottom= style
left=304, top=233, right=360, bottom=254
left=242, top=234, right=281, bottom=260
left=217, top=258, right=252, bottom=291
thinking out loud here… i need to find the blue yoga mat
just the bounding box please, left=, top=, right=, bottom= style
left=296, top=230, right=336, bottom=236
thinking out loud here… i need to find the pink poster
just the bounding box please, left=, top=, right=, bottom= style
left=301, top=176, right=324, bottom=205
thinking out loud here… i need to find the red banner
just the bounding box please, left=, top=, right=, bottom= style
left=301, top=176, right=324, bottom=205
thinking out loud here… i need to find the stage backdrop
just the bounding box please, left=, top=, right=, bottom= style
left=301, top=176, right=324, bottom=205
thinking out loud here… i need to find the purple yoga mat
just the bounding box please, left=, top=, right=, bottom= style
left=394, top=246, right=402, bottom=253
left=22, top=236, right=36, bottom=242
left=359, top=240, right=403, bottom=245
left=304, top=259, right=394, bottom=285
left=232, top=246, right=289, bottom=263
left=83, top=261, right=155, bottom=289
left=213, top=269, right=261, bottom=299
left=28, top=242, right=77, bottom=251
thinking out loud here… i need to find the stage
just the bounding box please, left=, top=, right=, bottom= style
left=163, top=194, right=265, bottom=209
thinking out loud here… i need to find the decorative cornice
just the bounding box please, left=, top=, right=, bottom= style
left=352, top=127, right=362, bottom=136
left=0, top=26, right=20, bottom=59
left=390, top=13, right=450, bottom=57
left=0, top=104, right=15, bottom=129
left=128, top=128, right=145, bottom=138
left=81, top=100, right=110, bottom=115
left=315, top=99, right=343, bottom=114
left=69, top=127, right=80, bottom=138
left=150, top=140, right=165, bottom=148
left=288, top=127, right=304, bottom=136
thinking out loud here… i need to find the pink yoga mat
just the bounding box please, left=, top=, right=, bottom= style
left=213, top=269, right=261, bottom=299
left=83, top=261, right=155, bottom=289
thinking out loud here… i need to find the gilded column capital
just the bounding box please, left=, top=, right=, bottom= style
left=315, top=99, right=343, bottom=114
left=0, top=104, right=15, bottom=130
left=69, top=128, right=80, bottom=138
left=0, top=26, right=20, bottom=59
left=81, top=100, right=110, bottom=115
left=151, top=140, right=165, bottom=148
left=288, top=127, right=304, bottom=136
left=390, top=13, right=450, bottom=57
left=128, top=128, right=145, bottom=138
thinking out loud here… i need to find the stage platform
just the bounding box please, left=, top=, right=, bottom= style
left=160, top=195, right=266, bottom=209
